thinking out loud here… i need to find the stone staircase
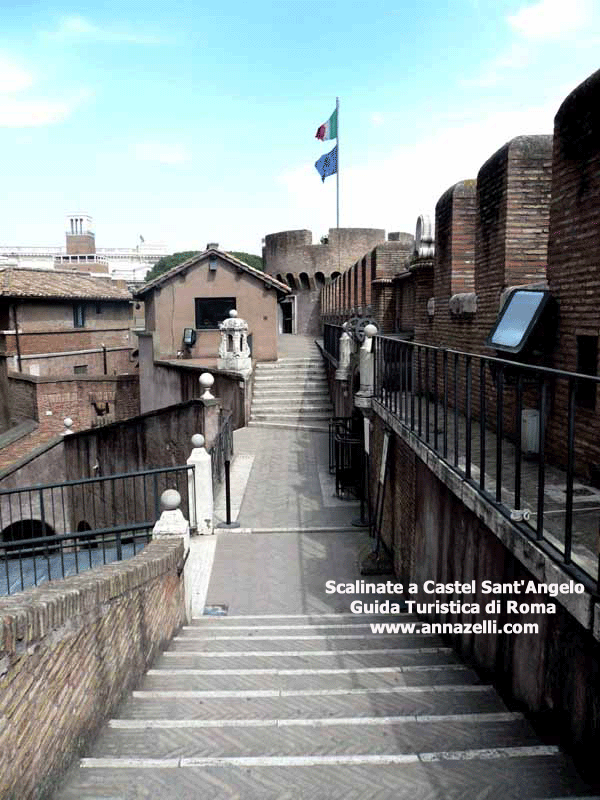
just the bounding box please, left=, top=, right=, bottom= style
left=56, top=612, right=596, bottom=799
left=249, top=354, right=332, bottom=432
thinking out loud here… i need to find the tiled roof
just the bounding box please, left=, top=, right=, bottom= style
left=134, top=249, right=291, bottom=296
left=0, top=267, right=132, bottom=301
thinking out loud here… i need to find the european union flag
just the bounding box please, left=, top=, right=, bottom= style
left=315, top=145, right=337, bottom=182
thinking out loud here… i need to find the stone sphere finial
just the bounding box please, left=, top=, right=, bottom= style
left=229, top=309, right=238, bottom=318
left=191, top=433, right=205, bottom=448
left=199, top=372, right=215, bottom=389
left=364, top=323, right=378, bottom=338
left=64, top=417, right=73, bottom=428
left=161, top=489, right=181, bottom=511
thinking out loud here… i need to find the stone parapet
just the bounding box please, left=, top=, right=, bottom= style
left=0, top=539, right=185, bottom=799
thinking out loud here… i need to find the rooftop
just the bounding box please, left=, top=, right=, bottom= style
left=0, top=266, right=132, bottom=302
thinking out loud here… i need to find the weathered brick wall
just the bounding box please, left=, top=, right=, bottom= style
left=0, top=539, right=185, bottom=800
left=263, top=228, right=386, bottom=281
left=7, top=374, right=140, bottom=436
left=475, top=135, right=552, bottom=350
left=370, top=409, right=600, bottom=783
left=432, top=180, right=477, bottom=350
left=545, top=69, right=600, bottom=478
left=8, top=375, right=38, bottom=423
left=11, top=347, right=134, bottom=378
left=323, top=236, right=413, bottom=325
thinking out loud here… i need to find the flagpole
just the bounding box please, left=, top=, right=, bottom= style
left=336, top=96, right=340, bottom=274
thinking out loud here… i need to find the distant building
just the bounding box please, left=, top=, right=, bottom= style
left=0, top=214, right=168, bottom=284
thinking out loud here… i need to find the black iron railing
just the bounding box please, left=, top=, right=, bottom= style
left=210, top=411, right=234, bottom=491
left=0, top=464, right=195, bottom=595
left=323, top=323, right=343, bottom=364
left=373, top=336, right=600, bottom=590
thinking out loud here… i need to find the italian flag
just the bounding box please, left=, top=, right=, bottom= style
left=315, top=108, right=337, bottom=141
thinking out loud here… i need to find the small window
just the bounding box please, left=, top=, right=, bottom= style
left=73, top=303, right=85, bottom=328
left=74, top=365, right=87, bottom=375
left=576, top=335, right=598, bottom=410
left=96, top=303, right=102, bottom=314
left=194, top=297, right=236, bottom=330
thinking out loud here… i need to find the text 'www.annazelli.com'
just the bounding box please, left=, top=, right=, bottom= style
left=369, top=621, right=539, bottom=635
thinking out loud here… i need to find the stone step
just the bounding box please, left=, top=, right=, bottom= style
left=90, top=715, right=539, bottom=760
left=55, top=755, right=592, bottom=800
left=248, top=421, right=330, bottom=433
left=140, top=664, right=479, bottom=692
left=251, top=404, right=333, bottom=413
left=250, top=412, right=332, bottom=422
left=168, top=633, right=444, bottom=653
left=258, top=360, right=325, bottom=368
left=153, top=649, right=464, bottom=672
left=252, top=388, right=329, bottom=402
left=116, top=685, right=509, bottom=721
left=184, top=614, right=415, bottom=627
left=254, top=379, right=328, bottom=386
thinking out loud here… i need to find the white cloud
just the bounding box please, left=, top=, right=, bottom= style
left=0, top=56, right=33, bottom=94
left=133, top=142, right=189, bottom=165
left=508, top=0, right=593, bottom=40
left=0, top=89, right=90, bottom=127
left=371, top=112, right=384, bottom=126
left=46, top=15, right=162, bottom=44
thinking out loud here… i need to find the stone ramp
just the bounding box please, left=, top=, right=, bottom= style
left=54, top=611, right=594, bottom=799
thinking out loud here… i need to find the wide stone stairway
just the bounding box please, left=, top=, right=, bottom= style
left=249, top=336, right=332, bottom=432
left=56, top=603, right=595, bottom=799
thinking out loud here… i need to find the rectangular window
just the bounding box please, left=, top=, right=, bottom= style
left=74, top=365, right=88, bottom=375
left=96, top=303, right=102, bottom=314
left=194, top=297, right=236, bottom=330
left=73, top=303, right=85, bottom=328
left=576, top=335, right=598, bottom=410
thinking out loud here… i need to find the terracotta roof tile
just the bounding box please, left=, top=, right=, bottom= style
left=0, top=267, right=132, bottom=301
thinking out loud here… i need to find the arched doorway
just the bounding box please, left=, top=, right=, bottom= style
left=1, top=519, right=57, bottom=557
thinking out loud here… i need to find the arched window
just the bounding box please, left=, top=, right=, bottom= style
left=315, top=272, right=325, bottom=288
left=299, top=272, right=310, bottom=290
left=331, top=271, right=341, bottom=281
left=1, top=519, right=57, bottom=557
left=286, top=273, right=297, bottom=290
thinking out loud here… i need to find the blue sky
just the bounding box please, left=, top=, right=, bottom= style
left=1, top=0, right=599, bottom=254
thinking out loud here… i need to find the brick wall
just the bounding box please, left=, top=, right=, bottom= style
left=369, top=409, right=600, bottom=783
left=7, top=373, right=140, bottom=435
left=545, top=69, right=600, bottom=478
left=0, top=539, right=185, bottom=799
left=432, top=180, right=477, bottom=350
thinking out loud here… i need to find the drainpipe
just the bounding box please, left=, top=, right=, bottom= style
left=12, top=303, right=22, bottom=372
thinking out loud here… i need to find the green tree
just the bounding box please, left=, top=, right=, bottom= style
left=143, top=250, right=263, bottom=283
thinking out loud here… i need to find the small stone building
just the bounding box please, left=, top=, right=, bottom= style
left=135, top=247, right=290, bottom=363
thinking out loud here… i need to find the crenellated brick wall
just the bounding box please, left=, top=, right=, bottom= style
left=0, top=538, right=185, bottom=800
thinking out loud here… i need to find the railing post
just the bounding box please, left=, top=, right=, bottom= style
left=199, top=373, right=222, bottom=450
left=152, top=489, right=192, bottom=622
left=354, top=324, right=378, bottom=409
left=335, top=323, right=352, bottom=380
left=186, top=434, right=214, bottom=535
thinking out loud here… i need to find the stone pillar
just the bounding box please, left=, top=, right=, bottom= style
left=186, top=434, right=213, bottom=536
left=335, top=324, right=352, bottom=381
left=152, top=489, right=192, bottom=621
left=199, top=373, right=221, bottom=450
left=355, top=324, right=378, bottom=409
left=217, top=310, right=252, bottom=375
